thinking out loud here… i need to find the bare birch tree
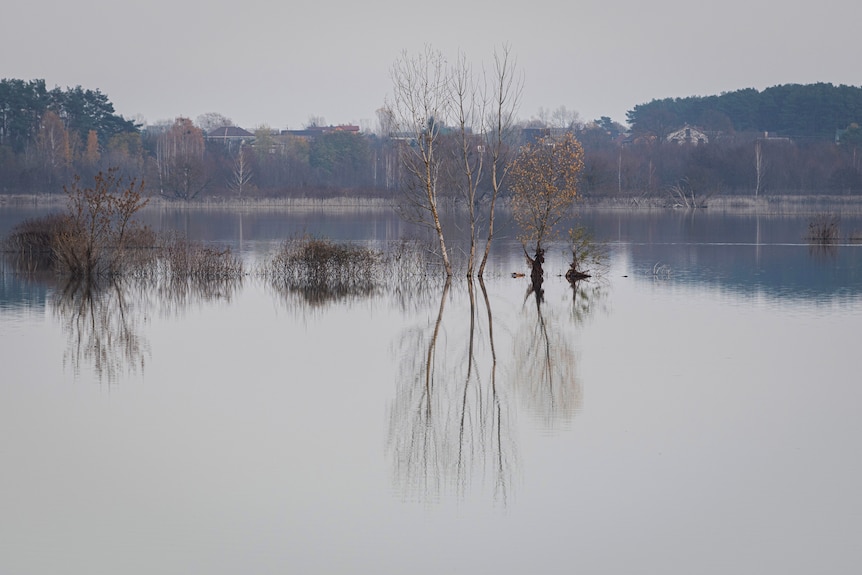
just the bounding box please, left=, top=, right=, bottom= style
left=451, top=52, right=483, bottom=277
left=754, top=138, right=767, bottom=197
left=449, top=46, right=522, bottom=278
left=478, top=45, right=521, bottom=277
left=386, top=46, right=454, bottom=276
left=229, top=146, right=253, bottom=197
left=387, top=45, right=521, bottom=278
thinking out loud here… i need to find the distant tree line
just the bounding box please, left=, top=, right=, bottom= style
left=2, top=78, right=861, bottom=198
left=609, top=83, right=862, bottom=196
left=627, top=83, right=862, bottom=140
left=0, top=79, right=140, bottom=192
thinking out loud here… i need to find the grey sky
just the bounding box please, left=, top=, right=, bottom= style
left=4, top=0, right=859, bottom=130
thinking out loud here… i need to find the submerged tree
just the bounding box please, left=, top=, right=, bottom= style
left=54, top=168, right=151, bottom=279
left=477, top=45, right=521, bottom=278
left=509, top=132, right=584, bottom=287
left=385, top=45, right=522, bottom=278
left=386, top=46, right=454, bottom=276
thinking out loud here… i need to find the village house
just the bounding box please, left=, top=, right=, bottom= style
left=667, top=124, right=708, bottom=145
left=204, top=126, right=255, bottom=152
left=280, top=124, right=361, bottom=139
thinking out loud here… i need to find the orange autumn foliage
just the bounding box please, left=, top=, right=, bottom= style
left=509, top=132, right=584, bottom=253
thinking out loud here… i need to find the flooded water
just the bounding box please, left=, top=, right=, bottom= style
left=2, top=204, right=861, bottom=574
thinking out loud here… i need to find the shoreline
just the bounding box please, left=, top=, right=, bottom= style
left=3, top=192, right=862, bottom=214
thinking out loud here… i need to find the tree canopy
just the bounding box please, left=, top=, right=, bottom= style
left=627, top=83, right=862, bottom=140
left=0, top=78, right=137, bottom=153
left=509, top=132, right=584, bottom=254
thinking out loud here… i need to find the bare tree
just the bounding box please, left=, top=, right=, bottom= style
left=195, top=112, right=233, bottom=133
left=229, top=146, right=253, bottom=197
left=386, top=45, right=521, bottom=278
left=386, top=46, right=454, bottom=276
left=478, top=45, right=522, bottom=277
left=155, top=118, right=207, bottom=200
left=451, top=52, right=483, bottom=277
left=550, top=105, right=581, bottom=131
left=755, top=138, right=767, bottom=197
left=305, top=115, right=326, bottom=129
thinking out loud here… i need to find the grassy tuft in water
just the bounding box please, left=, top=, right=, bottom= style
left=805, top=214, right=840, bottom=243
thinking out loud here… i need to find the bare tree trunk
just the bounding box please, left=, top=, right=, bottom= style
left=452, top=53, right=483, bottom=277
left=230, top=147, right=253, bottom=197
left=387, top=47, right=453, bottom=277
left=755, top=139, right=766, bottom=197
left=479, top=46, right=521, bottom=278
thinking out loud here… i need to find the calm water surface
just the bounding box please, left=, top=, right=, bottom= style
left=1, top=205, right=861, bottom=574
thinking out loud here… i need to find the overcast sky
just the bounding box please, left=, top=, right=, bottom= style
left=4, top=0, right=859, bottom=130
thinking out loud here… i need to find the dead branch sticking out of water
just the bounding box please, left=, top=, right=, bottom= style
left=667, top=178, right=709, bottom=209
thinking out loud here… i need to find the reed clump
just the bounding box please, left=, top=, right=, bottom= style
left=2, top=213, right=69, bottom=270
left=260, top=236, right=382, bottom=306
left=263, top=236, right=381, bottom=288
left=805, top=214, right=841, bottom=243
left=161, top=234, right=244, bottom=280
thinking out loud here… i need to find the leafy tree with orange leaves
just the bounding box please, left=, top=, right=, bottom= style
left=509, top=132, right=584, bottom=269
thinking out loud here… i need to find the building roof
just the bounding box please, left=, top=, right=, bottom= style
left=206, top=126, right=254, bottom=138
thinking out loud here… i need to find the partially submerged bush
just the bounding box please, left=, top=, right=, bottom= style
left=2, top=213, right=70, bottom=270
left=161, top=234, right=244, bottom=280
left=565, top=225, right=605, bottom=283
left=265, top=236, right=380, bottom=283
left=806, top=214, right=840, bottom=243
left=262, top=236, right=382, bottom=303
left=55, top=169, right=152, bottom=278
left=2, top=169, right=154, bottom=278
left=4, top=213, right=68, bottom=253
left=1, top=173, right=242, bottom=282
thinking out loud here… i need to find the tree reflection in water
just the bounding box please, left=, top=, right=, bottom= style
left=53, top=277, right=151, bottom=384
left=265, top=276, right=379, bottom=311
left=51, top=274, right=243, bottom=383
left=388, top=276, right=606, bottom=502
left=154, top=274, right=242, bottom=318
left=512, top=280, right=592, bottom=431
left=387, top=279, right=518, bottom=504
